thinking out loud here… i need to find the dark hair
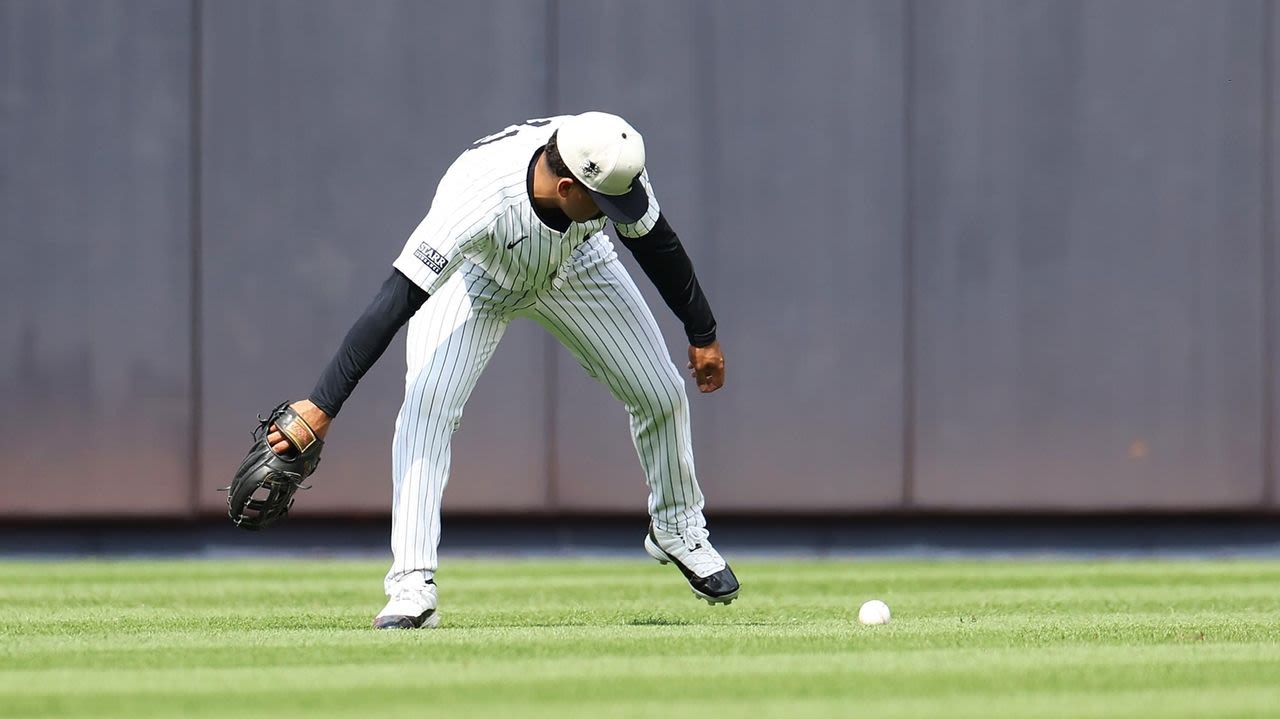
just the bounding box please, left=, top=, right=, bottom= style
left=544, top=131, right=576, bottom=180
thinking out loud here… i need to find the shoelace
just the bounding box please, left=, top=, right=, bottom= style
left=682, top=526, right=710, bottom=552
left=670, top=527, right=723, bottom=576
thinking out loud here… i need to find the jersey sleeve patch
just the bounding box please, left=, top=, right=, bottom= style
left=413, top=243, right=448, bottom=274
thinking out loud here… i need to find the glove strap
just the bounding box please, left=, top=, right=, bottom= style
left=276, top=407, right=319, bottom=454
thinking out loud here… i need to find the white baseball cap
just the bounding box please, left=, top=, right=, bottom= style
left=556, top=111, right=649, bottom=224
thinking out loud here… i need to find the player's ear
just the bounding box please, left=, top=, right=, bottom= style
left=555, top=177, right=576, bottom=199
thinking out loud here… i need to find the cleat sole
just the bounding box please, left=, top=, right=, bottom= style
left=693, top=587, right=739, bottom=605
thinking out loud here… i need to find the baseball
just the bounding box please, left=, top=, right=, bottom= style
left=858, top=599, right=891, bottom=626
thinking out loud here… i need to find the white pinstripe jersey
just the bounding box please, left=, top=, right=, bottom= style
left=393, top=116, right=662, bottom=295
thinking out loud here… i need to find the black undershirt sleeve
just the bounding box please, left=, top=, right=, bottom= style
left=618, top=213, right=717, bottom=347
left=308, top=269, right=428, bottom=418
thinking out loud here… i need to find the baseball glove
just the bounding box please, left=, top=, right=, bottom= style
left=224, top=402, right=323, bottom=530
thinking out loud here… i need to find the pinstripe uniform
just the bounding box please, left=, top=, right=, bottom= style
left=385, top=117, right=705, bottom=595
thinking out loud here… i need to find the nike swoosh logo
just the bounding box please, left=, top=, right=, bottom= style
left=506, top=235, right=527, bottom=249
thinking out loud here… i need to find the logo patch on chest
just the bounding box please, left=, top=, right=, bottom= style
left=413, top=243, right=448, bottom=274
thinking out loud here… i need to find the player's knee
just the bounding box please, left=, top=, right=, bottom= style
left=426, top=407, right=464, bottom=433
left=642, top=378, right=686, bottom=420
left=401, top=395, right=464, bottom=434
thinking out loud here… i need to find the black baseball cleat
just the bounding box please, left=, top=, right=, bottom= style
left=372, top=582, right=440, bottom=630
left=644, top=524, right=740, bottom=605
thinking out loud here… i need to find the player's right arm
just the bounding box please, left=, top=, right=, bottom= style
left=264, top=168, right=497, bottom=454
left=612, top=172, right=723, bottom=393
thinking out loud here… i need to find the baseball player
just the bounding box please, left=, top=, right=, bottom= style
left=264, top=112, right=738, bottom=629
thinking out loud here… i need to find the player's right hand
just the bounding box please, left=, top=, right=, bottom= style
left=687, top=341, right=726, bottom=394
left=267, top=399, right=332, bottom=455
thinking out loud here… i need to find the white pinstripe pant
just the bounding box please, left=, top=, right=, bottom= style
left=386, top=235, right=706, bottom=595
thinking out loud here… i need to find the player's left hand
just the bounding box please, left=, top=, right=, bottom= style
left=687, top=341, right=725, bottom=394
left=266, top=399, right=331, bottom=455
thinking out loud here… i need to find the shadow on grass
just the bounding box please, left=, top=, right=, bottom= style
left=436, top=615, right=781, bottom=629
left=624, top=615, right=692, bottom=626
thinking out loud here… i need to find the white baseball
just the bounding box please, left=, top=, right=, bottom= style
left=858, top=599, right=891, bottom=626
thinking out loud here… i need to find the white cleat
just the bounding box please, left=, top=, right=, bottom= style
left=644, top=524, right=741, bottom=605
left=373, top=581, right=441, bottom=630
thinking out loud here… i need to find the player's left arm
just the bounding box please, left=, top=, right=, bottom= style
left=614, top=172, right=723, bottom=394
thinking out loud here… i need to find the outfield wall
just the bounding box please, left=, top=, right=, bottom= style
left=2, top=0, right=1277, bottom=517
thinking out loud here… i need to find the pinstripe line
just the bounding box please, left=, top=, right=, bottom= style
left=417, top=296, right=471, bottom=569
left=399, top=283, right=450, bottom=574
left=398, top=278, right=458, bottom=576
left=396, top=282, right=453, bottom=578
left=526, top=244, right=703, bottom=532
left=527, top=293, right=669, bottom=521
left=406, top=282, right=469, bottom=573
left=526, top=275, right=663, bottom=491
left=597, top=260, right=699, bottom=530
left=388, top=269, right=513, bottom=587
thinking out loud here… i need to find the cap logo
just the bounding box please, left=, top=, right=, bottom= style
left=581, top=160, right=602, bottom=180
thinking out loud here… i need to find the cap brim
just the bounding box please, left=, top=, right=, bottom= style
left=588, top=181, right=649, bottom=225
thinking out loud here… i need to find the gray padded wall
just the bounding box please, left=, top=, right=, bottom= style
left=3, top=0, right=1278, bottom=517
left=197, top=0, right=554, bottom=513
left=0, top=1, right=194, bottom=515
left=550, top=0, right=713, bottom=513
left=696, top=0, right=907, bottom=510
left=910, top=0, right=1269, bottom=509
left=1269, top=0, right=1279, bottom=508
left=551, top=0, right=906, bottom=513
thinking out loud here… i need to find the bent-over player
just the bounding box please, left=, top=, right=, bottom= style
left=260, top=112, right=738, bottom=629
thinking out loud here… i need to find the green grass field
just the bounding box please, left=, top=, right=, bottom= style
left=2, top=558, right=1279, bottom=718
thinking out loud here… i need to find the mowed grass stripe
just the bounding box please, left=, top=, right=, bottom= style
left=4, top=613, right=1277, bottom=646
left=490, top=687, right=1280, bottom=719
left=2, top=559, right=1279, bottom=718
left=3, top=651, right=1279, bottom=718
left=6, top=623, right=1278, bottom=670
left=4, top=641, right=1279, bottom=688
left=15, top=690, right=1280, bottom=719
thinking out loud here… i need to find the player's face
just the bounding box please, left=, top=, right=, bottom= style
left=558, top=179, right=605, bottom=222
